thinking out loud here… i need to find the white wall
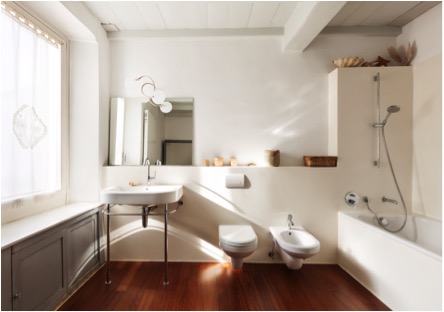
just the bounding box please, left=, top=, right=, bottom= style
left=397, top=4, right=442, bottom=220
left=103, top=65, right=414, bottom=265
left=104, top=35, right=403, bottom=264
left=103, top=166, right=340, bottom=264
left=69, top=41, right=101, bottom=202
left=334, top=67, right=413, bottom=217
left=397, top=3, right=442, bottom=65
left=110, top=36, right=395, bottom=167
left=60, top=2, right=110, bottom=202
left=104, top=2, right=442, bottom=261
left=410, top=56, right=442, bottom=220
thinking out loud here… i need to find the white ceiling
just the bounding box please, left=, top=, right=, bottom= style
left=82, top=1, right=440, bottom=51
left=83, top=1, right=439, bottom=31
left=327, top=1, right=439, bottom=27
left=83, top=1, right=297, bottom=30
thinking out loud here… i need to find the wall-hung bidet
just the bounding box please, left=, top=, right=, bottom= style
left=219, top=225, right=257, bottom=269
left=270, top=218, right=320, bottom=270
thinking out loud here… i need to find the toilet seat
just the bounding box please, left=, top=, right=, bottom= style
left=219, top=225, right=258, bottom=248
left=219, top=225, right=257, bottom=269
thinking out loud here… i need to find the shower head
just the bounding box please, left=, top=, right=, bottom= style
left=381, top=105, right=400, bottom=125
left=374, top=105, right=401, bottom=128
left=387, top=105, right=400, bottom=114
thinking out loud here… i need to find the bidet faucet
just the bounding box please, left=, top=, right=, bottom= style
left=143, top=158, right=156, bottom=185
left=287, top=214, right=294, bottom=230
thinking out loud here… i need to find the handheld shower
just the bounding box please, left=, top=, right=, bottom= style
left=372, top=103, right=408, bottom=233
left=386, top=105, right=401, bottom=113
left=374, top=105, right=400, bottom=128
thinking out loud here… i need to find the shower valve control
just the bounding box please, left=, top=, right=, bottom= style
left=345, top=192, right=360, bottom=206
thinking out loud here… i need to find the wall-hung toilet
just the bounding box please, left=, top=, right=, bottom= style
left=219, top=225, right=258, bottom=269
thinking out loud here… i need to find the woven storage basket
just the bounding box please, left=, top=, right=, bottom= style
left=303, top=156, right=337, bottom=167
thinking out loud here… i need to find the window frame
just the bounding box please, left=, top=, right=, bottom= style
left=1, top=1, right=69, bottom=215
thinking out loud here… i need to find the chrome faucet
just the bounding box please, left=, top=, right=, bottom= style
left=143, top=158, right=156, bottom=185
left=287, top=214, right=294, bottom=230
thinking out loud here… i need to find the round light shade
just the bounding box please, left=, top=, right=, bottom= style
left=160, top=101, right=172, bottom=113
left=152, top=89, right=166, bottom=104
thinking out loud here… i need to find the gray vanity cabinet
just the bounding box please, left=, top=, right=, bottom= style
left=11, top=227, right=67, bottom=311
left=67, top=212, right=100, bottom=288
left=1, top=248, right=12, bottom=311
left=1, top=207, right=101, bottom=311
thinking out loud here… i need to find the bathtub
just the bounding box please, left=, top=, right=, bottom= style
left=338, top=210, right=442, bottom=311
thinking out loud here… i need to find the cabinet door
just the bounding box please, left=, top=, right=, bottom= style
left=11, top=229, right=66, bottom=311
left=67, top=212, right=100, bottom=289
left=2, top=248, right=12, bottom=311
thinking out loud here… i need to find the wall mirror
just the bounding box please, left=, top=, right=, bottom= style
left=109, top=97, right=193, bottom=166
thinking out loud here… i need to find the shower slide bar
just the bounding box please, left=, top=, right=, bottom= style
left=374, top=72, right=381, bottom=167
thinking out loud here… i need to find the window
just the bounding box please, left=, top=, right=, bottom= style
left=1, top=2, right=67, bottom=205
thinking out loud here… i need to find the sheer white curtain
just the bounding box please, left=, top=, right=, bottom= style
left=1, top=7, right=61, bottom=201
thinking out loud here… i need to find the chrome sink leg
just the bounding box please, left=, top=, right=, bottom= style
left=164, top=203, right=169, bottom=285
left=105, top=204, right=111, bottom=285
left=142, top=206, right=149, bottom=228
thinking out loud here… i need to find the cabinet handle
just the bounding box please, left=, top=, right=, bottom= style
left=13, top=292, right=21, bottom=300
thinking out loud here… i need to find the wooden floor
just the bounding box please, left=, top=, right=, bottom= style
left=59, top=262, right=390, bottom=311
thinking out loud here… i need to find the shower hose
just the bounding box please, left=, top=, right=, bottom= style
left=365, top=126, right=408, bottom=233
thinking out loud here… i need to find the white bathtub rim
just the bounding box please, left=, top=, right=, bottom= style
left=338, top=210, right=442, bottom=262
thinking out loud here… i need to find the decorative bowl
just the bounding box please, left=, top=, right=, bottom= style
left=333, top=57, right=364, bottom=68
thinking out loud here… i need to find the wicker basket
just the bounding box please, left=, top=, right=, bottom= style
left=303, top=156, right=338, bottom=167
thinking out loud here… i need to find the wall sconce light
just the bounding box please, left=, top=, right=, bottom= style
left=135, top=75, right=172, bottom=113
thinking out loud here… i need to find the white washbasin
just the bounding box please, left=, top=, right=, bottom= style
left=101, top=185, right=183, bottom=205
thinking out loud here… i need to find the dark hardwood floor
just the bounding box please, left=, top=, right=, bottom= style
left=59, top=262, right=390, bottom=311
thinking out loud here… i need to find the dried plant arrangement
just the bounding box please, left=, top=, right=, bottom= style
left=387, top=42, right=416, bottom=66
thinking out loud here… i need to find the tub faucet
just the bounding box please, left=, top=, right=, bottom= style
left=382, top=196, right=398, bottom=205
left=143, top=158, right=156, bottom=185
left=287, top=214, right=294, bottom=230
